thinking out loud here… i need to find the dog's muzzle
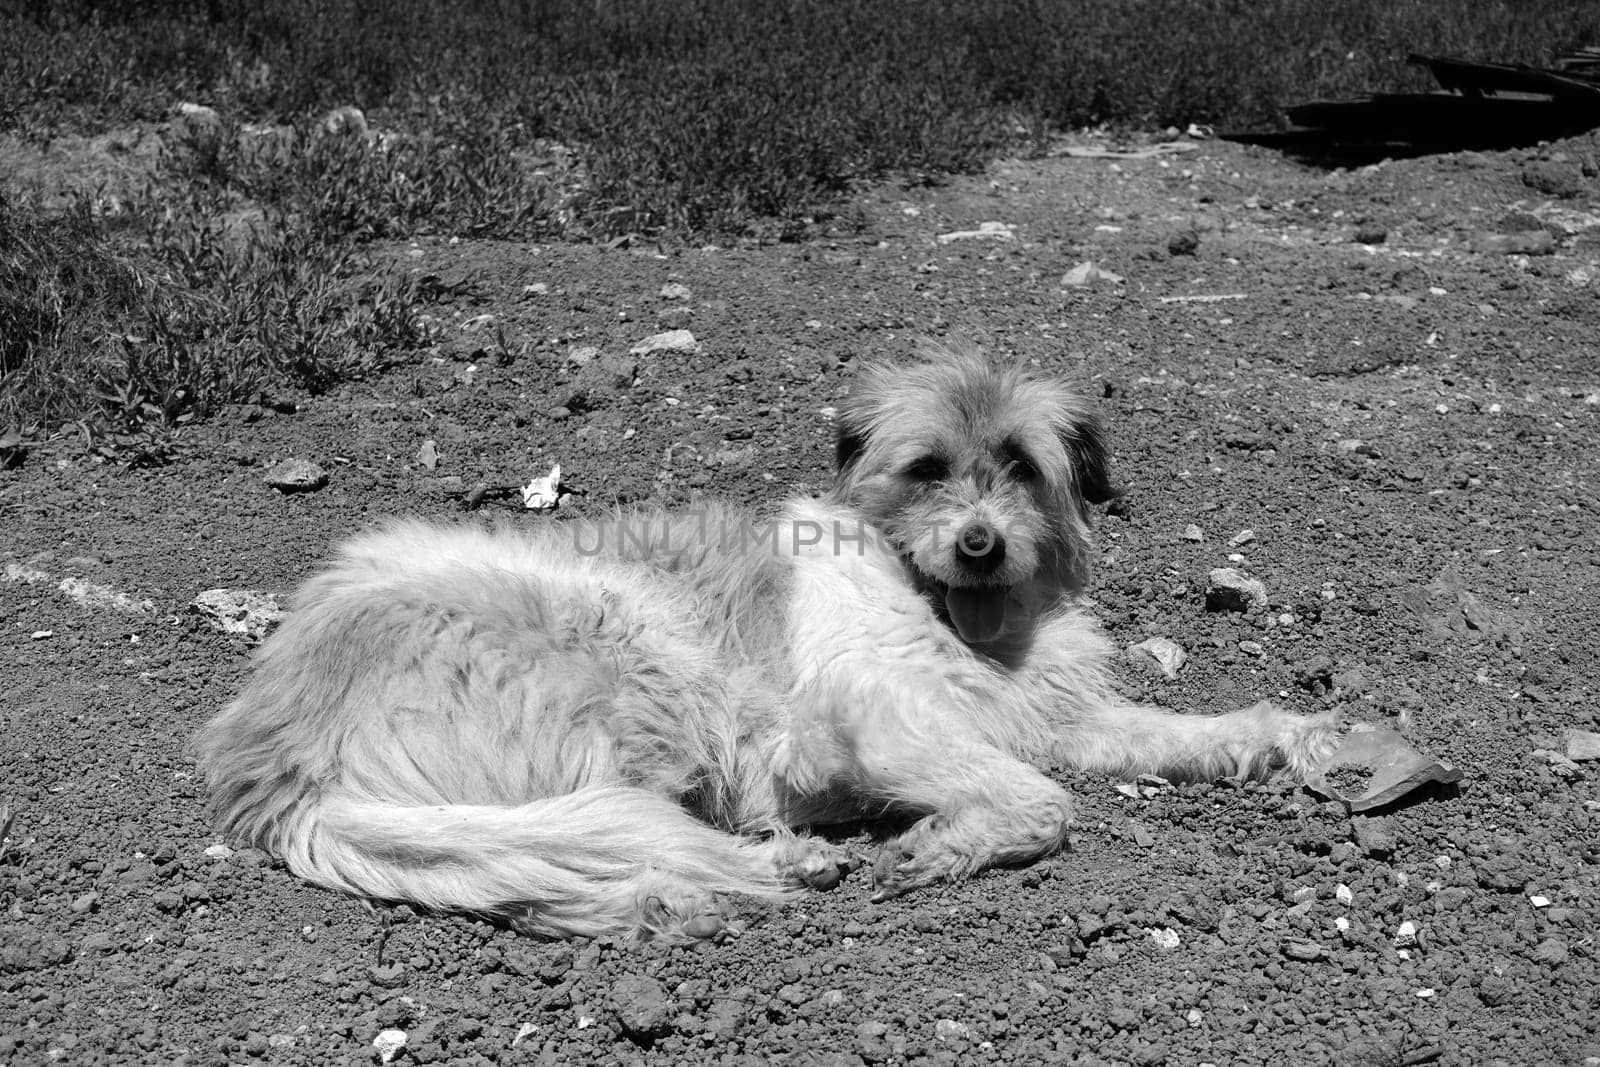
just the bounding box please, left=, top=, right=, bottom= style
left=957, top=522, right=1006, bottom=575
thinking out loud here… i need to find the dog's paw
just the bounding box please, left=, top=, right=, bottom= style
left=1240, top=701, right=1344, bottom=780
left=636, top=886, right=728, bottom=942
left=1235, top=700, right=1343, bottom=781
left=780, top=837, right=853, bottom=892
left=869, top=819, right=972, bottom=902
left=1284, top=708, right=1343, bottom=779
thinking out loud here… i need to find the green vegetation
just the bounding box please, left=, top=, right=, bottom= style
left=2, top=0, right=1596, bottom=444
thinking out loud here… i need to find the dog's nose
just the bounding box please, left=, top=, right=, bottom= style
left=958, top=523, right=1005, bottom=573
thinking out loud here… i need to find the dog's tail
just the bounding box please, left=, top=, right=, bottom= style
left=275, top=787, right=792, bottom=940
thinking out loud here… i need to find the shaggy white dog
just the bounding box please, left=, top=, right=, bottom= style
left=197, top=340, right=1337, bottom=940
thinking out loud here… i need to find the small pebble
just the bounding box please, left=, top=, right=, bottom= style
left=1282, top=940, right=1326, bottom=961
left=263, top=458, right=328, bottom=493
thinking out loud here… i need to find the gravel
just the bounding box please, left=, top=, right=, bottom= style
left=2, top=129, right=1598, bottom=1065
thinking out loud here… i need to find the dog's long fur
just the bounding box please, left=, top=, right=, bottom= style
left=197, top=339, right=1338, bottom=940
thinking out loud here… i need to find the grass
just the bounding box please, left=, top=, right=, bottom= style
left=2, top=0, right=1597, bottom=444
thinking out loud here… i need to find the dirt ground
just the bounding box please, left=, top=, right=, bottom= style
left=3, top=129, right=1600, bottom=1066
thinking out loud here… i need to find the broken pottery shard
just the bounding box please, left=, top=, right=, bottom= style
left=1305, top=724, right=1463, bottom=812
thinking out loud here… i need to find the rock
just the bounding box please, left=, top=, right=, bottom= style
left=600, top=352, right=638, bottom=389
left=1532, top=938, right=1569, bottom=965
left=630, top=330, right=700, bottom=357
left=1224, top=430, right=1274, bottom=453
left=1167, top=229, right=1199, bottom=256
left=79, top=931, right=115, bottom=954
left=1535, top=748, right=1585, bottom=780
left=416, top=439, right=439, bottom=470
left=421, top=475, right=464, bottom=496
left=1180, top=524, right=1204, bottom=542
left=172, top=102, right=221, bottom=144
left=320, top=106, right=369, bottom=138
left=567, top=344, right=599, bottom=367
left=1331, top=667, right=1369, bottom=694
left=659, top=282, right=692, bottom=300
left=372, top=1029, right=406, bottom=1064
left=1126, top=636, right=1187, bottom=680
left=613, top=974, right=673, bottom=1038
left=658, top=305, right=692, bottom=329
left=0, top=928, right=72, bottom=973
left=368, top=962, right=405, bottom=988
left=1475, top=851, right=1529, bottom=893
left=1354, top=225, right=1388, bottom=245
left=933, top=1018, right=971, bottom=1042
left=190, top=589, right=285, bottom=642
left=263, top=458, right=328, bottom=493
left=1477, top=974, right=1514, bottom=1006
left=1227, top=529, right=1256, bottom=548
left=1473, top=230, right=1557, bottom=255
left=1295, top=654, right=1336, bottom=693
left=1282, top=940, right=1325, bottom=961
left=1205, top=568, right=1268, bottom=612
left=1565, top=728, right=1600, bottom=761
left=936, top=221, right=1014, bottom=243
left=1497, top=210, right=1545, bottom=233
left=856, top=1019, right=893, bottom=1059
left=1149, top=927, right=1181, bottom=950
left=1522, top=161, right=1584, bottom=199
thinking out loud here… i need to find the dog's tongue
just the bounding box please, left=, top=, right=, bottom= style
left=946, top=586, right=1009, bottom=644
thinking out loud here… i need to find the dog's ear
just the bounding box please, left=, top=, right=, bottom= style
left=834, top=365, right=888, bottom=475
left=1062, top=415, right=1123, bottom=505
left=834, top=403, right=869, bottom=473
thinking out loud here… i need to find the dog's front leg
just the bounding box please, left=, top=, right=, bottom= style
left=843, top=718, right=1074, bottom=901
left=1051, top=699, right=1340, bottom=784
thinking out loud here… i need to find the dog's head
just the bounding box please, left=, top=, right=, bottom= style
left=830, top=338, right=1118, bottom=648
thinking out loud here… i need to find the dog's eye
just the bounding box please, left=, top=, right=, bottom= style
left=1003, top=444, right=1040, bottom=482
left=903, top=455, right=948, bottom=481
